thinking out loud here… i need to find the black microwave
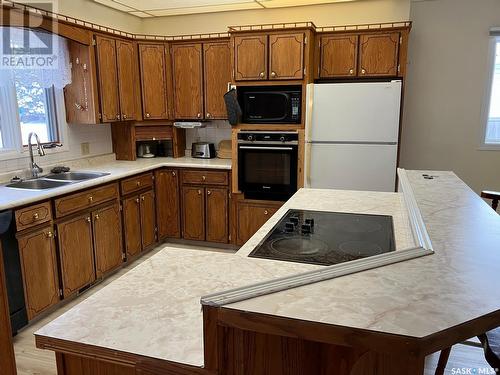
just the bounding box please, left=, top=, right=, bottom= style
left=238, top=86, right=301, bottom=124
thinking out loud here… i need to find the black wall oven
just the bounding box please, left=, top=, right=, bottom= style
left=238, top=132, right=298, bottom=201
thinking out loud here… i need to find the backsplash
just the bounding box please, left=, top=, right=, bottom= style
left=185, top=120, right=232, bottom=154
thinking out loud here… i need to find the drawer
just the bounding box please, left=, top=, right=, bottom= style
left=15, top=201, right=52, bottom=231
left=135, top=126, right=173, bottom=141
left=54, top=183, right=119, bottom=218
left=181, top=170, right=228, bottom=186
left=121, top=173, right=154, bottom=195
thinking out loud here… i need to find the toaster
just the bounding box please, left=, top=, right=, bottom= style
left=191, top=142, right=216, bottom=159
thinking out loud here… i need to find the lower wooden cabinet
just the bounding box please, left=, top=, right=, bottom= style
left=155, top=169, right=181, bottom=239
left=140, top=190, right=156, bottom=249
left=93, top=203, right=123, bottom=278
left=206, top=188, right=229, bottom=243
left=57, top=214, right=96, bottom=298
left=181, top=186, right=206, bottom=241
left=17, top=226, right=60, bottom=320
left=236, top=200, right=282, bottom=246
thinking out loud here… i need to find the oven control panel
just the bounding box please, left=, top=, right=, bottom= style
left=238, top=132, right=299, bottom=144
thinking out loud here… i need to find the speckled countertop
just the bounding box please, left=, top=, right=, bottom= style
left=0, top=155, right=231, bottom=211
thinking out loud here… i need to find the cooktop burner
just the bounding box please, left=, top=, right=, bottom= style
left=248, top=209, right=395, bottom=266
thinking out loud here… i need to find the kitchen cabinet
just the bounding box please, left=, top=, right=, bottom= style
left=95, top=35, right=120, bottom=122
left=234, top=34, right=268, bottom=81
left=181, top=186, right=206, bottom=241
left=358, top=32, right=400, bottom=77
left=0, top=244, right=16, bottom=374
left=205, top=188, right=229, bottom=243
left=171, top=43, right=204, bottom=119
left=93, top=203, right=123, bottom=278
left=57, top=214, right=96, bottom=298
left=139, top=44, right=169, bottom=120
left=319, top=35, right=358, bottom=78
left=235, top=200, right=282, bottom=246
left=269, top=33, right=304, bottom=80
left=140, top=190, right=156, bottom=249
left=155, top=169, right=181, bottom=239
left=17, top=226, right=60, bottom=320
left=123, top=196, right=142, bottom=258
left=203, top=41, right=231, bottom=119
left=116, top=40, right=139, bottom=121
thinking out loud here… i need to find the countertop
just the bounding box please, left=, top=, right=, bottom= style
left=35, top=171, right=500, bottom=368
left=0, top=156, right=231, bottom=211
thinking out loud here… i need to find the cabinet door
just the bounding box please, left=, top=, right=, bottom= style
left=116, top=40, right=138, bottom=121
left=95, top=35, right=120, bottom=122
left=234, top=34, right=268, bottom=81
left=155, top=169, right=180, bottom=239
left=172, top=43, right=203, bottom=119
left=18, top=226, right=59, bottom=320
left=236, top=203, right=280, bottom=246
left=123, top=196, right=142, bottom=258
left=319, top=35, right=358, bottom=78
left=93, top=203, right=123, bottom=278
left=203, top=42, right=231, bottom=119
left=359, top=32, right=400, bottom=77
left=140, top=190, right=157, bottom=249
left=139, top=44, right=168, bottom=119
left=58, top=214, right=95, bottom=298
left=0, top=244, right=16, bottom=373
left=269, top=33, right=304, bottom=80
left=181, top=186, right=205, bottom=241
left=206, top=188, right=228, bottom=243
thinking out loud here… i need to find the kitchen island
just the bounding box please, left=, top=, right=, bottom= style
left=34, top=170, right=500, bottom=375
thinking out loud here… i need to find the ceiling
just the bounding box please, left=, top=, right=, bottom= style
left=93, top=0, right=356, bottom=18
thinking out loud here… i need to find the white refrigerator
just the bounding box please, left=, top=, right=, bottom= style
left=305, top=81, right=402, bottom=192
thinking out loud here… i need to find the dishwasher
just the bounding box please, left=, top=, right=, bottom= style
left=0, top=210, right=28, bottom=335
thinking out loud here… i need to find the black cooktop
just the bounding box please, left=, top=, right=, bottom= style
left=248, top=209, right=396, bottom=266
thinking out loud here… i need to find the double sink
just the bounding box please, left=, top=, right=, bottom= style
left=5, top=171, right=110, bottom=190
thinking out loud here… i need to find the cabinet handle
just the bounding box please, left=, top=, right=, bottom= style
left=197, top=190, right=202, bottom=195
left=264, top=210, right=269, bottom=215
left=172, top=171, right=176, bottom=176
left=86, top=217, right=91, bottom=223
left=116, top=114, right=120, bottom=120
left=135, top=198, right=140, bottom=203
left=206, top=113, right=211, bottom=118
left=197, top=113, right=201, bottom=119
left=141, top=196, right=145, bottom=201
left=361, top=68, right=366, bottom=74
left=33, top=213, right=39, bottom=220
left=349, top=69, right=354, bottom=74
left=136, top=181, right=141, bottom=187
left=271, top=71, right=276, bottom=78
left=123, top=114, right=127, bottom=120
left=259, top=72, right=265, bottom=78
left=202, top=175, right=206, bottom=181
left=145, top=113, right=151, bottom=118
left=46, top=231, right=53, bottom=238
left=207, top=190, right=211, bottom=195
left=88, top=196, right=93, bottom=203
left=95, top=214, right=100, bottom=220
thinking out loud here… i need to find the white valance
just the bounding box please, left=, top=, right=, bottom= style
left=0, top=27, right=72, bottom=89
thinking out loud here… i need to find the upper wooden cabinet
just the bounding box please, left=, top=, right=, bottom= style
left=234, top=34, right=268, bottom=81
left=359, top=32, right=400, bottom=77
left=95, top=35, right=120, bottom=122
left=269, top=33, right=304, bottom=80
left=203, top=42, right=231, bottom=119
left=172, top=43, right=204, bottom=120
left=116, top=40, right=139, bottom=121
left=319, top=35, right=358, bottom=78
left=139, top=44, right=169, bottom=120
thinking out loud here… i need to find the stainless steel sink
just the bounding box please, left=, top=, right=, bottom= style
left=5, top=179, right=72, bottom=190
left=44, top=171, right=110, bottom=181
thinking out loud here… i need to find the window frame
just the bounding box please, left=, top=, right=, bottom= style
left=480, top=35, right=500, bottom=150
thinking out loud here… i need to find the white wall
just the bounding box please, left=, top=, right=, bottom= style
left=141, top=0, right=410, bottom=35
left=400, top=0, right=500, bottom=193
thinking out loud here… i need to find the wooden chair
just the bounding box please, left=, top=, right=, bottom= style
left=435, top=191, right=500, bottom=375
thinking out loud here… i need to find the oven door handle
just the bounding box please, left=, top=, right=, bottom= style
left=239, top=146, right=294, bottom=151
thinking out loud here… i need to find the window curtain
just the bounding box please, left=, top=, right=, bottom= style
left=0, top=85, right=22, bottom=151
left=0, top=27, right=72, bottom=89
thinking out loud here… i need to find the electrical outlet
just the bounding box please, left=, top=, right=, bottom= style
left=81, top=142, right=90, bottom=155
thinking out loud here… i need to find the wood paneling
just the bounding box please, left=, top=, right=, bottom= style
left=359, top=32, right=400, bottom=77
left=0, top=244, right=16, bottom=375
left=319, top=35, right=358, bottom=78
left=269, top=33, right=304, bottom=80
left=172, top=43, right=204, bottom=119
left=181, top=170, right=229, bottom=186
left=121, top=173, right=154, bottom=196
left=234, top=34, right=268, bottom=81
left=155, top=169, right=181, bottom=239
left=181, top=186, right=205, bottom=241
left=15, top=201, right=52, bottom=231
left=123, top=195, right=142, bottom=258
left=95, top=35, right=120, bottom=122
left=203, top=41, right=231, bottom=119
left=236, top=200, right=282, bottom=245
left=93, top=203, right=123, bottom=278
left=18, top=226, right=60, bottom=320
left=116, top=40, right=139, bottom=121
left=140, top=190, right=156, bottom=249
left=54, top=183, right=119, bottom=218
left=56, top=353, right=135, bottom=375
left=57, top=214, right=95, bottom=298
left=205, top=188, right=228, bottom=244
left=135, top=125, right=173, bottom=141
left=139, top=44, right=168, bottom=120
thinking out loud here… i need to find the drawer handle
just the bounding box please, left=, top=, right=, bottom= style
left=33, top=213, right=39, bottom=220
left=46, top=231, right=53, bottom=238
left=202, top=175, right=206, bottom=181
left=88, top=196, right=93, bottom=203
left=95, top=214, right=100, bottom=220
left=136, top=181, right=141, bottom=187
left=86, top=217, right=91, bottom=223
left=264, top=210, right=269, bottom=215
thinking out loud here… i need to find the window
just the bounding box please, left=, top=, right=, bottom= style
left=484, top=37, right=500, bottom=145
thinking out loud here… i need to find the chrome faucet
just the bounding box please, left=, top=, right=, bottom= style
left=28, top=132, right=45, bottom=178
